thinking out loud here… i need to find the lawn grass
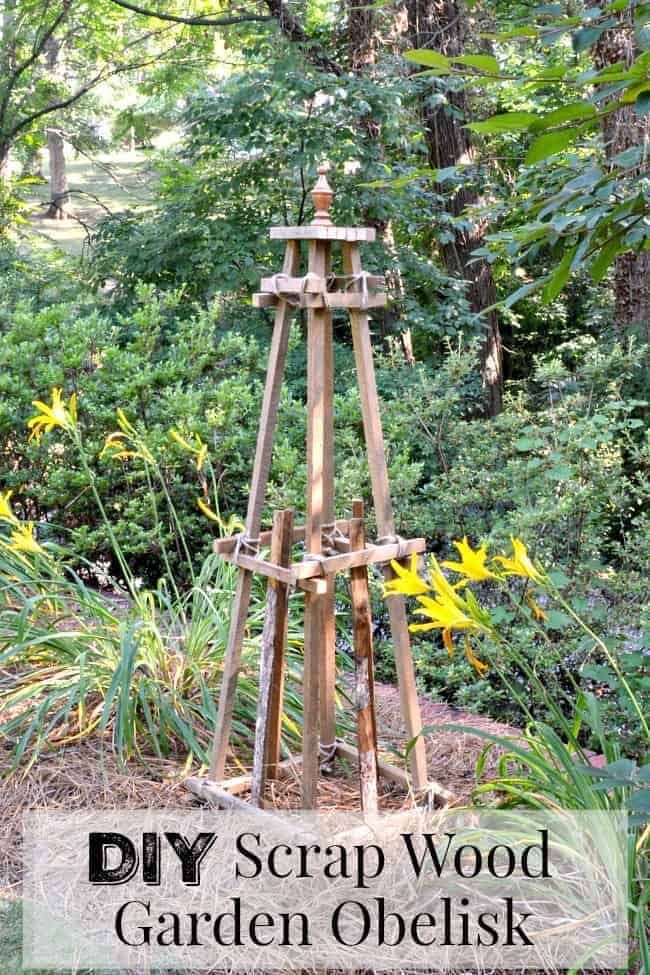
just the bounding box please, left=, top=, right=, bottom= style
left=19, top=150, right=155, bottom=258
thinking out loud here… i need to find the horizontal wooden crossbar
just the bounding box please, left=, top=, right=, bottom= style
left=185, top=776, right=318, bottom=839
left=214, top=536, right=426, bottom=583
left=252, top=292, right=387, bottom=310
left=269, top=226, right=376, bottom=242
left=187, top=758, right=299, bottom=797
left=213, top=519, right=351, bottom=555
left=294, top=537, right=425, bottom=579
left=218, top=551, right=294, bottom=584
left=259, top=274, right=385, bottom=294
left=261, top=274, right=320, bottom=294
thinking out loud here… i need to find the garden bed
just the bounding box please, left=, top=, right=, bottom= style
left=0, top=681, right=519, bottom=893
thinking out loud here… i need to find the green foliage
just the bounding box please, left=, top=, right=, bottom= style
left=0, top=0, right=212, bottom=167
left=0, top=407, right=307, bottom=771
left=380, top=338, right=650, bottom=755
left=1, top=0, right=648, bottom=904
left=415, top=2, right=650, bottom=301
left=88, top=54, right=478, bottom=358
left=394, top=337, right=649, bottom=567
left=457, top=703, right=650, bottom=971
left=0, top=271, right=474, bottom=582
left=0, top=284, right=264, bottom=579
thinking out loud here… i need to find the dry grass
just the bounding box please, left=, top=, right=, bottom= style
left=0, top=682, right=517, bottom=894
left=0, top=690, right=534, bottom=974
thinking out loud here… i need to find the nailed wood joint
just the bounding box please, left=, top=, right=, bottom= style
left=269, top=226, right=376, bottom=242
left=214, top=535, right=425, bottom=582
left=253, top=292, right=388, bottom=310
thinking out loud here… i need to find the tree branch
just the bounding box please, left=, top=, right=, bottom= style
left=0, top=4, right=70, bottom=132
left=105, top=0, right=273, bottom=27
left=110, top=0, right=344, bottom=75
left=262, top=0, right=343, bottom=74
left=5, top=48, right=183, bottom=141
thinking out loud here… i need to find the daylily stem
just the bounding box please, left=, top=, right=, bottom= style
left=72, top=432, right=139, bottom=602
left=143, top=465, right=187, bottom=624
left=550, top=588, right=650, bottom=741
left=503, top=587, right=585, bottom=704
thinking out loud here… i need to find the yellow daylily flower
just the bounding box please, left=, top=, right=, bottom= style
left=442, top=536, right=497, bottom=582
left=385, top=553, right=431, bottom=597
left=464, top=636, right=488, bottom=677
left=384, top=551, right=491, bottom=679
left=441, top=628, right=487, bottom=675
left=169, top=429, right=193, bottom=452
left=428, top=555, right=468, bottom=606
left=170, top=429, right=209, bottom=471
left=411, top=598, right=488, bottom=678
left=493, top=537, right=546, bottom=584
left=195, top=440, right=208, bottom=473
left=0, top=491, right=18, bottom=525
left=28, top=388, right=78, bottom=441
left=442, top=628, right=454, bottom=657
left=100, top=432, right=126, bottom=458
left=411, top=592, right=478, bottom=633
left=9, top=522, right=45, bottom=556
left=100, top=430, right=153, bottom=464
left=526, top=592, right=548, bottom=622
left=100, top=433, right=139, bottom=461
left=116, top=408, right=137, bottom=436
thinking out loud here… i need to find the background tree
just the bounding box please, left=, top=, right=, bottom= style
left=405, top=0, right=503, bottom=415
left=595, top=4, right=650, bottom=335
left=0, top=0, right=219, bottom=193
left=44, top=32, right=71, bottom=218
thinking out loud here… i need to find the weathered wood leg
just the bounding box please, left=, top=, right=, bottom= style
left=342, top=242, right=428, bottom=793
left=302, top=237, right=334, bottom=808
left=349, top=502, right=378, bottom=816
left=251, top=508, right=294, bottom=806
left=319, top=267, right=337, bottom=753
left=208, top=241, right=300, bottom=782
left=320, top=579, right=336, bottom=752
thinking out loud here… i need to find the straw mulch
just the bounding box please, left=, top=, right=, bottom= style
left=0, top=682, right=518, bottom=893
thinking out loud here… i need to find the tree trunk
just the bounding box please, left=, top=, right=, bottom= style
left=1, top=1, right=16, bottom=181
left=44, top=36, right=72, bottom=220
left=406, top=0, right=503, bottom=415
left=45, top=127, right=71, bottom=218
left=595, top=14, right=650, bottom=338
left=0, top=145, right=9, bottom=183
left=347, top=0, right=375, bottom=70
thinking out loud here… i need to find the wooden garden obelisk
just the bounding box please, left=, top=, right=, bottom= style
left=201, top=164, right=432, bottom=808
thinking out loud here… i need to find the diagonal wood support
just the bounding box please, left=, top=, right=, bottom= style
left=208, top=240, right=300, bottom=782
left=251, top=508, right=294, bottom=806
left=349, top=501, right=379, bottom=816
left=343, top=240, right=429, bottom=794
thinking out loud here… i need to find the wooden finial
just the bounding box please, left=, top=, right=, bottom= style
left=311, top=162, right=333, bottom=226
